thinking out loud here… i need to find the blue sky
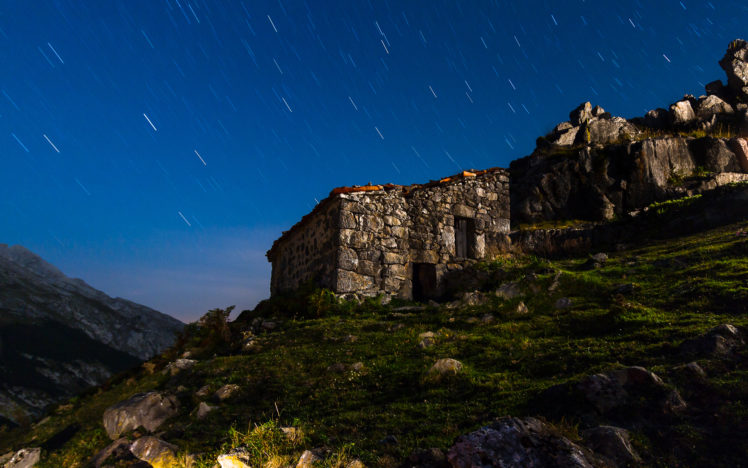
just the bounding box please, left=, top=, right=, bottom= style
left=1, top=0, right=746, bottom=321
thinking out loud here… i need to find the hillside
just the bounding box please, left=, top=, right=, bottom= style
left=0, top=244, right=184, bottom=428
left=1, top=218, right=746, bottom=467
left=3, top=38, right=748, bottom=468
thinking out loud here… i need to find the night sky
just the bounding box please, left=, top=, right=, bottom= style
left=2, top=1, right=747, bottom=322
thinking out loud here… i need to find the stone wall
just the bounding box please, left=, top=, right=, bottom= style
left=333, top=169, right=510, bottom=300
left=335, top=189, right=409, bottom=297
left=268, top=198, right=340, bottom=295
left=268, top=169, right=510, bottom=300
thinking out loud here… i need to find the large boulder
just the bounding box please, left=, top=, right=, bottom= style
left=695, top=94, right=734, bottom=120
left=446, top=417, right=601, bottom=467
left=102, top=392, right=179, bottom=439
left=570, top=102, right=594, bottom=126
left=670, top=99, right=696, bottom=124
left=719, top=39, right=748, bottom=102
left=585, top=117, right=639, bottom=145
left=544, top=103, right=638, bottom=147
left=690, top=137, right=742, bottom=173
left=545, top=366, right=686, bottom=422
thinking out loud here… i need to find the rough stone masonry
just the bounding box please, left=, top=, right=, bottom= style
left=266, top=169, right=510, bottom=301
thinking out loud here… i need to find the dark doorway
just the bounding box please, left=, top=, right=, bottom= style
left=412, top=263, right=437, bottom=301
left=455, top=217, right=476, bottom=258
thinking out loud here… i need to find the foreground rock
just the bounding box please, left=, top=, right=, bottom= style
left=400, top=448, right=448, bottom=468
left=582, top=426, right=641, bottom=466
left=102, top=392, right=179, bottom=439
left=680, top=323, right=744, bottom=358
left=90, top=438, right=137, bottom=467
left=3, top=448, right=41, bottom=468
left=129, top=437, right=178, bottom=468
left=446, top=417, right=601, bottom=467
left=214, top=384, right=241, bottom=401
left=217, top=447, right=252, bottom=468
left=296, top=450, right=322, bottom=467
left=162, top=358, right=197, bottom=376
left=429, top=359, right=463, bottom=377
left=544, top=366, right=685, bottom=426
left=196, top=401, right=214, bottom=419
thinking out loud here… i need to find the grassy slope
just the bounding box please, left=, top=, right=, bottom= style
left=1, top=222, right=747, bottom=467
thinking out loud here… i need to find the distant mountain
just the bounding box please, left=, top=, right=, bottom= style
left=0, top=244, right=184, bottom=426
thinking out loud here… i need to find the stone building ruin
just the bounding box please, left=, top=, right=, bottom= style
left=266, top=168, right=510, bottom=301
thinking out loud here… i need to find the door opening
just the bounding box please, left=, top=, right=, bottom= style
left=454, top=216, right=476, bottom=258
left=412, top=263, right=437, bottom=301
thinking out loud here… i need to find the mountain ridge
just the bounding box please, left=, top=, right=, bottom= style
left=0, top=244, right=184, bottom=427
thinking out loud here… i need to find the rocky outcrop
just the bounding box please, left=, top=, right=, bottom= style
left=512, top=181, right=748, bottom=257
left=511, top=135, right=748, bottom=223
left=0, top=245, right=183, bottom=426
left=102, top=392, right=179, bottom=439
left=514, top=39, right=748, bottom=225
left=445, top=417, right=602, bottom=467
left=545, top=103, right=639, bottom=147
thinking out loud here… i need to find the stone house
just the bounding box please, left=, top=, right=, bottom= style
left=266, top=168, right=510, bottom=301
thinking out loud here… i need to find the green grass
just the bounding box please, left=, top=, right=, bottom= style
left=1, top=223, right=747, bottom=466
left=633, top=122, right=744, bottom=141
